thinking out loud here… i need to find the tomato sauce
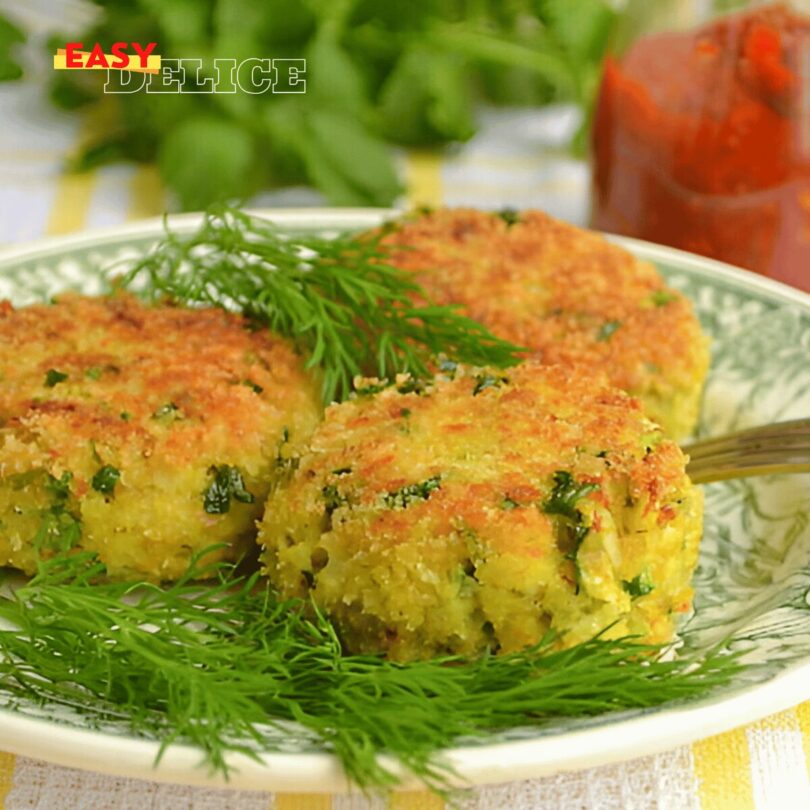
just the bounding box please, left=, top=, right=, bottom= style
left=592, top=4, right=810, bottom=291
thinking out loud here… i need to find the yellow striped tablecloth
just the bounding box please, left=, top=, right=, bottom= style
left=2, top=81, right=810, bottom=809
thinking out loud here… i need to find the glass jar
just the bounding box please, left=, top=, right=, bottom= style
left=591, top=1, right=810, bottom=291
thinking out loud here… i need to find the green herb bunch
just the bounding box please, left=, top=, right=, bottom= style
left=0, top=552, right=744, bottom=796
left=31, top=0, right=617, bottom=208
left=123, top=206, right=523, bottom=404
left=0, top=13, right=24, bottom=80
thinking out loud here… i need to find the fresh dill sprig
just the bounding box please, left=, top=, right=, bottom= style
left=0, top=553, right=745, bottom=796
left=121, top=206, right=524, bottom=404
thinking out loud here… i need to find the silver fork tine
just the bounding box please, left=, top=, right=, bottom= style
left=684, top=418, right=810, bottom=458
left=688, top=456, right=810, bottom=483
left=683, top=419, right=810, bottom=483
left=686, top=440, right=810, bottom=465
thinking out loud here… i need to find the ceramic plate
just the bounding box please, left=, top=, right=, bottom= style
left=1, top=210, right=809, bottom=792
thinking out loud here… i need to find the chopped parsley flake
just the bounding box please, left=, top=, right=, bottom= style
left=498, top=208, right=520, bottom=227
left=355, top=380, right=390, bottom=396
left=384, top=475, right=442, bottom=509
left=500, top=497, right=519, bottom=511
left=473, top=373, right=508, bottom=396
left=396, top=378, right=427, bottom=395
left=243, top=379, right=263, bottom=394
left=91, top=465, right=121, bottom=495
left=322, top=484, right=350, bottom=516
left=44, top=369, right=68, bottom=387
left=597, top=320, right=621, bottom=342
left=543, top=471, right=599, bottom=522
left=34, top=472, right=81, bottom=553
left=650, top=290, right=677, bottom=307
left=542, top=471, right=599, bottom=570
left=45, top=471, right=73, bottom=499
left=622, top=572, right=655, bottom=598
left=203, top=466, right=255, bottom=514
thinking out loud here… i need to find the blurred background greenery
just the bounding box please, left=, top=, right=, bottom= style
left=0, top=0, right=752, bottom=211
left=0, top=0, right=619, bottom=209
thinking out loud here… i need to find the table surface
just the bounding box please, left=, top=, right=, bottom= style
left=2, top=55, right=810, bottom=810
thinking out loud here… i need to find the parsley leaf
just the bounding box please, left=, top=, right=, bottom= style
left=622, top=572, right=655, bottom=598
left=203, top=466, right=255, bottom=514
left=34, top=472, right=81, bottom=553
left=543, top=471, right=599, bottom=568
left=543, top=471, right=599, bottom=521
left=91, top=465, right=121, bottom=495
left=44, top=369, right=68, bottom=387
left=322, top=484, right=350, bottom=517
left=384, top=475, right=442, bottom=509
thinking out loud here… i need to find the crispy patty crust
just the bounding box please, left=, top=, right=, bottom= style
left=379, top=208, right=710, bottom=437
left=259, top=363, right=703, bottom=661
left=0, top=293, right=321, bottom=580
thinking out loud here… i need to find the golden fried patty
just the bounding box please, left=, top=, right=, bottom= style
left=379, top=208, right=710, bottom=438
left=259, top=362, right=703, bottom=661
left=0, top=293, right=321, bottom=581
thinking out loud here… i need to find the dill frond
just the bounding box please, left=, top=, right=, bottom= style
left=0, top=553, right=746, bottom=796
left=121, top=206, right=524, bottom=404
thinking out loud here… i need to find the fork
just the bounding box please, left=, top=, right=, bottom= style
left=684, top=418, right=810, bottom=483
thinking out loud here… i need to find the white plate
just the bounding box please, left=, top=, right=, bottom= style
left=1, top=210, right=810, bottom=792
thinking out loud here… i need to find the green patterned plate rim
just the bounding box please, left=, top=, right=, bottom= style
left=0, top=210, right=809, bottom=792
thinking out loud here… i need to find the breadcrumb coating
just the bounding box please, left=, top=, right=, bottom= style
left=0, top=293, right=321, bottom=580
left=380, top=208, right=710, bottom=437
left=259, top=362, right=702, bottom=661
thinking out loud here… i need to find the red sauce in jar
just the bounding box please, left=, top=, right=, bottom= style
left=592, top=3, right=810, bottom=291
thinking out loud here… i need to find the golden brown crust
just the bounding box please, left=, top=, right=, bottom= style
left=380, top=208, right=710, bottom=436
left=259, top=362, right=703, bottom=660
left=0, top=293, right=321, bottom=580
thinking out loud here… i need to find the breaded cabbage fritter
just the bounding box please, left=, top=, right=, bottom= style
left=0, top=293, right=321, bottom=581
left=258, top=362, right=703, bottom=661
left=379, top=208, right=710, bottom=438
